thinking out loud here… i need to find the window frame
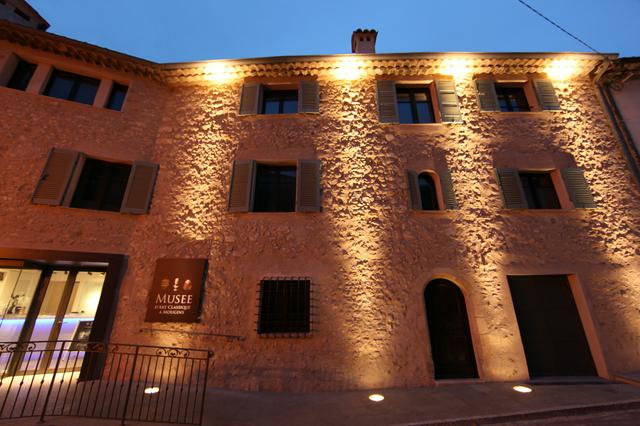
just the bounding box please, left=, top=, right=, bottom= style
left=43, top=68, right=101, bottom=105
left=252, top=163, right=297, bottom=212
left=518, top=171, right=562, bottom=210
left=494, top=83, right=531, bottom=112
left=477, top=76, right=548, bottom=113
left=396, top=84, right=436, bottom=124
left=260, top=86, right=299, bottom=115
left=257, top=277, right=312, bottom=336
left=417, top=171, right=443, bottom=211
left=105, top=82, right=129, bottom=112
left=6, top=59, right=37, bottom=91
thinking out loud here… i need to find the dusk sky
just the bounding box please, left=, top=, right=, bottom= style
left=29, top=0, right=640, bottom=63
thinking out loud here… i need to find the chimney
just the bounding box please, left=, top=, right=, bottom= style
left=351, top=29, right=378, bottom=54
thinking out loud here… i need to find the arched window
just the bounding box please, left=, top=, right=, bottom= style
left=424, top=279, right=478, bottom=379
left=418, top=173, right=439, bottom=210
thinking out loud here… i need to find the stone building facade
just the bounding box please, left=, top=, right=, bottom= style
left=0, top=19, right=639, bottom=392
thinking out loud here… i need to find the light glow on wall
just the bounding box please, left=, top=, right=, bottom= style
left=440, top=58, right=472, bottom=79
left=513, top=385, right=532, bottom=393
left=203, top=62, right=237, bottom=84
left=368, top=393, right=384, bottom=402
left=544, top=59, right=579, bottom=81
left=333, top=58, right=366, bottom=80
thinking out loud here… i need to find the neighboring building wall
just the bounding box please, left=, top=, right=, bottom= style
left=1, top=43, right=640, bottom=392
left=611, top=77, right=640, bottom=156
left=0, top=0, right=48, bottom=30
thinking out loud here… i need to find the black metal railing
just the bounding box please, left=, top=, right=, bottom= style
left=0, top=340, right=213, bottom=425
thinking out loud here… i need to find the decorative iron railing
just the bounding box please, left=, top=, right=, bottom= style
left=0, top=340, right=213, bottom=425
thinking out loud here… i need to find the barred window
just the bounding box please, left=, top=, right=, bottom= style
left=258, top=278, right=310, bottom=334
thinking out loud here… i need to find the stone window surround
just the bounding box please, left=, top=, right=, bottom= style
left=415, top=169, right=447, bottom=212
left=0, top=49, right=129, bottom=111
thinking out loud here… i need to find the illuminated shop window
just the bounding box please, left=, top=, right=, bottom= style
left=258, top=278, right=310, bottom=334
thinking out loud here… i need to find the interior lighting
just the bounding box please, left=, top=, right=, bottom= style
left=144, top=387, right=160, bottom=395
left=544, top=59, right=579, bottom=81
left=368, top=393, right=384, bottom=402
left=333, top=58, right=365, bottom=80
left=203, top=62, right=235, bottom=83
left=512, top=385, right=532, bottom=393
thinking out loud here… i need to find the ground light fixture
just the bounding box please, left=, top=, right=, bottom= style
left=512, top=385, right=533, bottom=393
left=144, top=387, right=160, bottom=395
left=368, top=393, right=385, bottom=402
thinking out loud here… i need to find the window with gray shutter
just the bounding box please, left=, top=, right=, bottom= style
left=32, top=148, right=80, bottom=205
left=435, top=80, right=462, bottom=122
left=495, top=168, right=527, bottom=209
left=533, top=79, right=561, bottom=111
left=376, top=80, right=399, bottom=123
left=228, top=160, right=256, bottom=212
left=120, top=161, right=159, bottom=214
left=239, top=83, right=262, bottom=115
left=475, top=80, right=500, bottom=112
left=298, top=81, right=319, bottom=113
left=407, top=170, right=421, bottom=210
left=440, top=169, right=459, bottom=210
left=296, top=159, right=321, bottom=212
left=561, top=168, right=596, bottom=208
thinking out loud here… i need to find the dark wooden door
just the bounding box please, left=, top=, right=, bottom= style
left=425, top=279, right=478, bottom=379
left=508, top=275, right=597, bottom=377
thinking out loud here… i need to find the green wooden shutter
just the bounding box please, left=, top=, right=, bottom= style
left=228, top=160, right=256, bottom=212
left=376, top=80, right=399, bottom=123
left=533, top=79, right=561, bottom=111
left=475, top=80, right=500, bottom=112
left=298, top=81, right=320, bottom=113
left=296, top=159, right=321, bottom=212
left=561, top=168, right=596, bottom=208
left=440, top=169, right=459, bottom=210
left=239, top=83, right=262, bottom=115
left=435, top=80, right=462, bottom=122
left=495, top=168, right=527, bottom=209
left=32, top=148, right=80, bottom=205
left=407, top=171, right=421, bottom=210
left=120, top=161, right=159, bottom=214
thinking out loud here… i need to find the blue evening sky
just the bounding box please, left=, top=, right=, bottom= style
left=29, top=0, right=640, bottom=63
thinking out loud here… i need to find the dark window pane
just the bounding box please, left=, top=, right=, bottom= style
left=44, top=69, right=99, bottom=105
left=7, top=60, right=36, bottom=91
left=398, top=101, right=413, bottom=124
left=282, top=99, right=298, bottom=114
left=519, top=172, right=561, bottom=209
left=263, top=99, right=280, bottom=114
left=495, top=85, right=530, bottom=112
left=416, top=101, right=435, bottom=124
left=418, top=173, right=439, bottom=210
left=71, top=158, right=132, bottom=212
left=261, top=89, right=298, bottom=114
left=253, top=165, right=296, bottom=212
left=106, top=83, right=128, bottom=111
left=396, top=86, right=434, bottom=123
left=258, top=279, right=310, bottom=334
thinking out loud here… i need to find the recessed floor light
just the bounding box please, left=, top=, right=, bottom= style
left=513, top=385, right=532, bottom=393
left=368, top=393, right=384, bottom=402
left=144, top=386, right=160, bottom=394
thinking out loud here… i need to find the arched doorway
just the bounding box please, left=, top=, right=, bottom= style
left=425, top=279, right=478, bottom=379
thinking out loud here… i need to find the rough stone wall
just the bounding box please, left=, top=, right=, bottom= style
left=1, top=49, right=639, bottom=392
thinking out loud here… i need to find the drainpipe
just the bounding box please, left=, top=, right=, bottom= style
left=592, top=62, right=640, bottom=190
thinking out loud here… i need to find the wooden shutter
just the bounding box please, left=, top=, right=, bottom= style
left=228, top=160, right=256, bottom=212
left=239, top=83, right=262, bottom=115
left=62, top=153, right=86, bottom=206
left=298, top=81, right=319, bottom=113
left=296, top=159, right=321, bottom=212
left=495, top=168, right=527, bottom=209
left=440, top=169, right=459, bottom=210
left=475, top=80, right=500, bottom=112
left=435, top=80, right=462, bottom=122
left=407, top=171, right=421, bottom=210
left=120, top=161, right=159, bottom=214
left=561, top=168, right=596, bottom=208
left=32, top=148, right=80, bottom=205
left=533, top=79, right=561, bottom=111
left=376, top=80, right=399, bottom=123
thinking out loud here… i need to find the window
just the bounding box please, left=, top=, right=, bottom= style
left=262, top=88, right=298, bottom=114
left=495, top=84, right=530, bottom=112
left=43, top=69, right=100, bottom=105
left=6, top=60, right=36, bottom=91
left=253, top=165, right=296, bottom=212
left=396, top=86, right=435, bottom=124
left=70, top=158, right=132, bottom=212
left=106, top=83, right=128, bottom=111
left=258, top=278, right=310, bottom=334
left=418, top=173, right=439, bottom=210
left=518, top=172, right=561, bottom=209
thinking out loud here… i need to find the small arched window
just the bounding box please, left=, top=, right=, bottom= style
left=418, top=173, right=439, bottom=210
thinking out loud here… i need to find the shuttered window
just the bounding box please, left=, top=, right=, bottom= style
left=561, top=168, right=596, bottom=208
left=496, top=169, right=566, bottom=209
left=407, top=169, right=458, bottom=211
left=258, top=278, right=311, bottom=334
left=418, top=173, right=439, bottom=210
left=377, top=80, right=462, bottom=123
left=477, top=78, right=560, bottom=112
left=229, top=160, right=321, bottom=213
left=32, top=149, right=158, bottom=214
left=239, top=81, right=319, bottom=115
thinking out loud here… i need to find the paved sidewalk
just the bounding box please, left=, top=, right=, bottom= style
left=3, top=381, right=640, bottom=425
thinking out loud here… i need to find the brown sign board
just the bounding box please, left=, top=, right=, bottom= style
left=145, top=258, right=207, bottom=323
